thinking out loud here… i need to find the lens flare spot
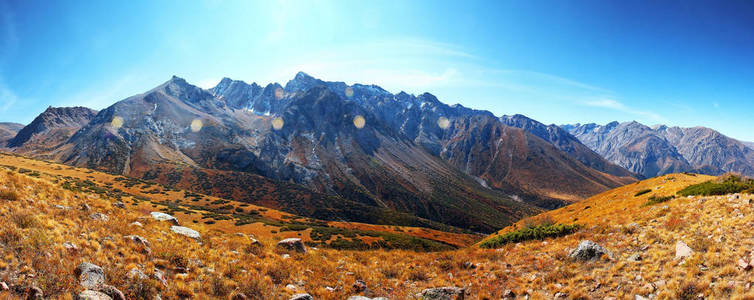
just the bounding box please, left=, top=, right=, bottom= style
left=190, top=119, right=203, bottom=132
left=345, top=87, right=354, bottom=98
left=437, top=117, right=450, bottom=129
left=111, top=116, right=124, bottom=129
left=353, top=115, right=365, bottom=129
left=274, top=87, right=284, bottom=100
left=272, top=117, right=284, bottom=130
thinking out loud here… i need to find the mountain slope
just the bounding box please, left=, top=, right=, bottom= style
left=7, top=106, right=97, bottom=152
left=564, top=121, right=754, bottom=177
left=273, top=72, right=636, bottom=205
left=0, top=122, right=24, bottom=144
left=49, top=76, right=540, bottom=233
left=501, top=114, right=636, bottom=179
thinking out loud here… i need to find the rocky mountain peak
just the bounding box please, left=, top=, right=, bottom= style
left=7, top=106, right=97, bottom=148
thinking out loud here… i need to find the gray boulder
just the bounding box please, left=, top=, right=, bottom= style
left=277, top=238, right=306, bottom=253
left=420, top=287, right=465, bottom=300
left=98, top=285, right=125, bottom=300
left=76, top=290, right=112, bottom=300
left=569, top=240, right=612, bottom=261
left=289, top=294, right=314, bottom=300
left=74, top=262, right=106, bottom=289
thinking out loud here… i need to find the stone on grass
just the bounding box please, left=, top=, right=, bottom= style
left=76, top=290, right=112, bottom=300
left=277, top=238, right=306, bottom=253
left=289, top=294, right=314, bottom=300
left=151, top=212, right=179, bottom=225
left=170, top=226, right=200, bottom=241
left=75, top=262, right=105, bottom=289
left=420, top=287, right=465, bottom=300
left=675, top=241, right=693, bottom=259
left=569, top=240, right=612, bottom=261
left=89, top=213, right=109, bottom=222
left=98, top=285, right=125, bottom=300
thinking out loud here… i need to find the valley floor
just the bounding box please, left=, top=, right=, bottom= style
left=1, top=160, right=754, bottom=299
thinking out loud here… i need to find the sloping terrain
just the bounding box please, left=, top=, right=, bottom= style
left=564, top=121, right=754, bottom=178
left=0, top=152, right=476, bottom=250
left=5, top=155, right=754, bottom=299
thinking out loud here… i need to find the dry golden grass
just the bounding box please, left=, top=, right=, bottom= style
left=0, top=153, right=478, bottom=249
left=2, top=155, right=754, bottom=298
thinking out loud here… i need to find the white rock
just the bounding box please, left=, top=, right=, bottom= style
left=170, top=226, right=200, bottom=241
left=675, top=241, right=693, bottom=259
left=151, top=212, right=179, bottom=225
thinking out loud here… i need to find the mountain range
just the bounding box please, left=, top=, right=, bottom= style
left=0, top=72, right=640, bottom=233
left=563, top=121, right=754, bottom=178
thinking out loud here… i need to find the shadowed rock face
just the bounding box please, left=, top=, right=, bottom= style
left=563, top=121, right=754, bottom=178
left=7, top=106, right=97, bottom=148
left=14, top=73, right=638, bottom=232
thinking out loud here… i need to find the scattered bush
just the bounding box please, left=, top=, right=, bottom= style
left=645, top=195, right=674, bottom=205
left=634, top=189, right=652, bottom=197
left=480, top=224, right=581, bottom=249
left=677, top=175, right=754, bottom=196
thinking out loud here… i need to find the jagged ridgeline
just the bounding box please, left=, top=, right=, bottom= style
left=4, top=72, right=637, bottom=233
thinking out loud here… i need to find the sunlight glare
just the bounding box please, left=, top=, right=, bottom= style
left=437, top=117, right=450, bottom=129
left=353, top=115, right=365, bottom=129
left=272, top=117, right=284, bottom=130
left=111, top=116, right=124, bottom=129
left=190, top=119, right=203, bottom=132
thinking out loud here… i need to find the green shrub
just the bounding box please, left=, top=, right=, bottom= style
left=479, top=224, right=581, bottom=249
left=677, top=175, right=754, bottom=196
left=634, top=189, right=652, bottom=197
left=645, top=195, right=674, bottom=205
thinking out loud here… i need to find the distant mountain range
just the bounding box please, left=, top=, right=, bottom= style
left=2, top=72, right=638, bottom=232
left=563, top=121, right=754, bottom=178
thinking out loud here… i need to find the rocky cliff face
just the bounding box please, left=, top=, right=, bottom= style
left=7, top=106, right=97, bottom=150
left=563, top=121, right=754, bottom=177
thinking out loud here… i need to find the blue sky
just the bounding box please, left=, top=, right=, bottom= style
left=1, top=0, right=753, bottom=140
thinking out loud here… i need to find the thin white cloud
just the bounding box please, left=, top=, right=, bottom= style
left=583, top=98, right=665, bottom=122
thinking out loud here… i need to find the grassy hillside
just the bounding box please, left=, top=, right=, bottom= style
left=4, top=154, right=754, bottom=299
left=0, top=153, right=478, bottom=251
